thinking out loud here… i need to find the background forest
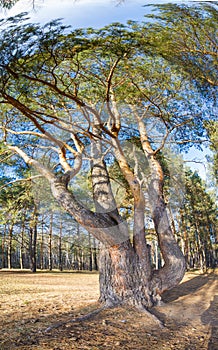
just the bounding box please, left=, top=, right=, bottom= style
left=0, top=158, right=217, bottom=272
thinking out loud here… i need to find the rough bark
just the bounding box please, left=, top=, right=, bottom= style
left=137, top=118, right=186, bottom=295
left=91, top=131, right=154, bottom=307
left=99, top=241, right=155, bottom=307
left=50, top=178, right=129, bottom=247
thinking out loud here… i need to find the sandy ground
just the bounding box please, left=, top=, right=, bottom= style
left=0, top=269, right=217, bottom=349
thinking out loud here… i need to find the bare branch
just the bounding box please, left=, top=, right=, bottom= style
left=7, top=145, right=55, bottom=181
left=0, top=175, right=43, bottom=190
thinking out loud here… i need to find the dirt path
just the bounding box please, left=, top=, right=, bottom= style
left=154, top=270, right=218, bottom=349
left=0, top=269, right=217, bottom=349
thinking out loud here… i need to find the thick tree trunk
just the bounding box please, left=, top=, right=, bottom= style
left=48, top=163, right=184, bottom=307
left=49, top=160, right=184, bottom=306
left=99, top=240, right=160, bottom=308
left=91, top=129, right=153, bottom=306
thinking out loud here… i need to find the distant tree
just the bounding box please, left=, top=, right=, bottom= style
left=204, top=120, right=218, bottom=184
left=179, top=170, right=217, bottom=270
left=0, top=179, right=34, bottom=269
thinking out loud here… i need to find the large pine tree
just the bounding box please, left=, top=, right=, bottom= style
left=0, top=4, right=216, bottom=310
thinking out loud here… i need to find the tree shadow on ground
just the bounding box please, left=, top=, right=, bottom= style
left=1, top=270, right=217, bottom=349
left=161, top=271, right=216, bottom=303
left=5, top=300, right=214, bottom=350
left=201, top=295, right=218, bottom=350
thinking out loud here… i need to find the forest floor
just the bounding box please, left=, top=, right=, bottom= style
left=0, top=268, right=217, bottom=350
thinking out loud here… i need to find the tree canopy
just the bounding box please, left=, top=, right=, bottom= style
left=144, top=2, right=218, bottom=89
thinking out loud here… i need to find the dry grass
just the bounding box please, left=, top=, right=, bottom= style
left=0, top=269, right=217, bottom=349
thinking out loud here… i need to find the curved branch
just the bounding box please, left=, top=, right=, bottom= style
left=7, top=144, right=128, bottom=246
left=7, top=145, right=55, bottom=180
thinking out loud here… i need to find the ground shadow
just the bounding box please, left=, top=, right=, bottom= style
left=0, top=302, right=202, bottom=350
left=161, top=272, right=216, bottom=303
left=1, top=270, right=217, bottom=349
left=201, top=295, right=218, bottom=350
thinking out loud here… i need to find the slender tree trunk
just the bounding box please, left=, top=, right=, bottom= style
left=59, top=217, right=63, bottom=271
left=88, top=232, right=92, bottom=271
left=40, top=216, right=44, bottom=270
left=66, top=244, right=70, bottom=269
left=194, top=220, right=206, bottom=272
left=93, top=238, right=98, bottom=271
left=206, top=218, right=216, bottom=268
left=1, top=224, right=7, bottom=268
left=180, top=209, right=190, bottom=269
left=20, top=222, right=25, bottom=270
left=7, top=223, right=14, bottom=269
left=30, top=224, right=37, bottom=272
left=79, top=248, right=83, bottom=270
left=48, top=211, right=53, bottom=271
left=32, top=221, right=37, bottom=272
left=29, top=208, right=38, bottom=273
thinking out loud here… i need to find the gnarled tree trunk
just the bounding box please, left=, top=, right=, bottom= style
left=9, top=125, right=185, bottom=308
left=99, top=241, right=154, bottom=307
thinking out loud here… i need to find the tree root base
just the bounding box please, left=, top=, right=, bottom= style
left=44, top=304, right=111, bottom=333
left=44, top=301, right=164, bottom=332
left=135, top=304, right=165, bottom=328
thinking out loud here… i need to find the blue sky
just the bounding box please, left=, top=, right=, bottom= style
left=0, top=0, right=210, bottom=27
left=0, top=0, right=212, bottom=180
left=2, top=0, right=148, bottom=26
